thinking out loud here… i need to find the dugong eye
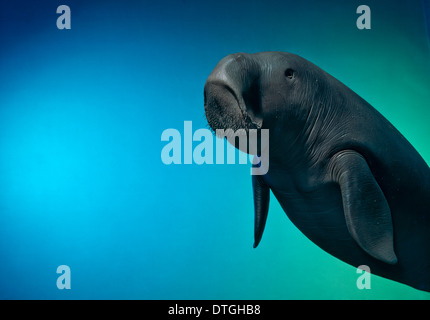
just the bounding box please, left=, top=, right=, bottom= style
left=285, top=68, right=295, bottom=80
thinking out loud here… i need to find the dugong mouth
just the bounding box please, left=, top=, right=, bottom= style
left=204, top=81, right=265, bottom=156
left=204, top=81, right=263, bottom=136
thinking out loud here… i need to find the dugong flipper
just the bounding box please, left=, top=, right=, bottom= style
left=329, top=150, right=397, bottom=264
left=252, top=175, right=270, bottom=249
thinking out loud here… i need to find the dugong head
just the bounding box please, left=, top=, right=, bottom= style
left=204, top=52, right=326, bottom=155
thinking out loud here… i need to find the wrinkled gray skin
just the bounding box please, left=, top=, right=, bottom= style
left=204, top=52, right=430, bottom=292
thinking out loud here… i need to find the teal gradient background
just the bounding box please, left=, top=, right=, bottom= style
left=0, top=0, right=429, bottom=299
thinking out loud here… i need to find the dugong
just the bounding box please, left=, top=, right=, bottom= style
left=204, top=52, right=430, bottom=292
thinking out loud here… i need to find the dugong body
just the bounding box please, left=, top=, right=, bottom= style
left=204, top=52, right=430, bottom=292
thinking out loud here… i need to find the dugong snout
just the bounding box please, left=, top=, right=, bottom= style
left=204, top=53, right=263, bottom=133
